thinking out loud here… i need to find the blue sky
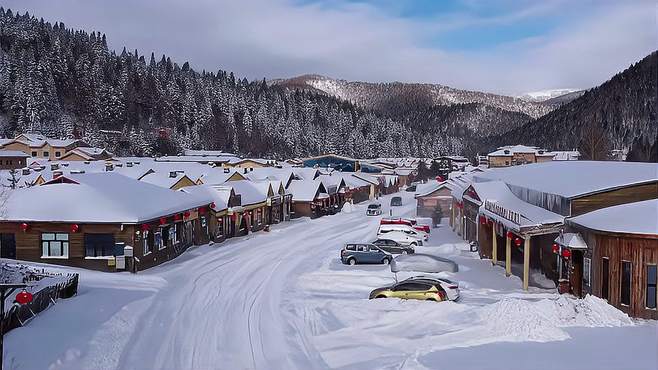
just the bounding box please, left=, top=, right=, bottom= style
left=2, top=0, right=656, bottom=94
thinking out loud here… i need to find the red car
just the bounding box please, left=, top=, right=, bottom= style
left=381, top=218, right=430, bottom=234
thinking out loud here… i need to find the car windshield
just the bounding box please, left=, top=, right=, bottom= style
left=368, top=204, right=380, bottom=209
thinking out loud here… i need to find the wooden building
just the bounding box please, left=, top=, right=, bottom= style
left=58, top=147, right=114, bottom=161
left=0, top=173, right=212, bottom=272
left=287, top=179, right=329, bottom=218
left=487, top=145, right=555, bottom=168
left=566, top=200, right=658, bottom=319
left=0, top=150, right=29, bottom=170
left=0, top=134, right=85, bottom=159
left=415, top=182, right=454, bottom=225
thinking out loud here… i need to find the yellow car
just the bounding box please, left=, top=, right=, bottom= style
left=368, top=277, right=459, bottom=302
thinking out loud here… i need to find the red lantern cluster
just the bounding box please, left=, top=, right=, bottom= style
left=141, top=224, right=150, bottom=232
left=174, top=214, right=181, bottom=221
left=70, top=224, right=79, bottom=233
left=15, top=290, right=33, bottom=305
left=561, top=248, right=572, bottom=259
left=199, top=207, right=206, bottom=215
left=183, top=211, right=191, bottom=218
left=552, top=243, right=559, bottom=254
left=479, top=216, right=487, bottom=225
left=20, top=223, right=29, bottom=232
left=506, top=231, right=514, bottom=239
left=209, top=202, right=216, bottom=210
left=514, top=237, right=523, bottom=247
left=159, top=217, right=167, bottom=225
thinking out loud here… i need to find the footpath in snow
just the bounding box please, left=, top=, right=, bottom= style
left=4, top=191, right=657, bottom=370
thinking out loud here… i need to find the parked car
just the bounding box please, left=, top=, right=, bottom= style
left=371, top=238, right=415, bottom=254
left=378, top=224, right=429, bottom=241
left=377, top=231, right=423, bottom=246
left=390, top=196, right=403, bottom=206
left=381, top=218, right=430, bottom=234
left=366, top=203, right=383, bottom=216
left=369, top=276, right=460, bottom=302
left=340, top=243, right=392, bottom=265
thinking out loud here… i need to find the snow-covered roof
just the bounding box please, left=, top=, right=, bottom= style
left=489, top=145, right=545, bottom=156
left=2, top=173, right=210, bottom=223
left=415, top=181, right=454, bottom=198
left=139, top=171, right=193, bottom=189
left=568, top=200, right=658, bottom=236
left=0, top=150, right=29, bottom=158
left=287, top=179, right=325, bottom=202
left=198, top=168, right=246, bottom=184
left=473, top=181, right=564, bottom=232
left=554, top=233, right=588, bottom=249
left=292, top=167, right=320, bottom=181
left=178, top=185, right=229, bottom=211
left=216, top=180, right=270, bottom=206
left=475, top=161, right=658, bottom=199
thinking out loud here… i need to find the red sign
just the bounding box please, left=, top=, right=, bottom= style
left=15, top=291, right=33, bottom=305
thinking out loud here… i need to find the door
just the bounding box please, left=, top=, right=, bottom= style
left=570, top=250, right=583, bottom=297
left=0, top=234, right=16, bottom=259
left=405, top=283, right=432, bottom=300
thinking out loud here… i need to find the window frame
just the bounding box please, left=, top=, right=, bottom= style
left=620, top=260, right=632, bottom=307
left=601, top=257, right=609, bottom=300
left=143, top=230, right=152, bottom=256
left=646, top=264, right=657, bottom=310
left=155, top=230, right=165, bottom=251
left=41, top=232, right=70, bottom=259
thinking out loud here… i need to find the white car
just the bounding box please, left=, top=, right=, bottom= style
left=378, top=224, right=429, bottom=241
left=366, top=203, right=383, bottom=216
left=377, top=231, right=423, bottom=247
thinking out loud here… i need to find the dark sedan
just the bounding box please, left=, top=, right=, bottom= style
left=371, top=238, right=415, bottom=254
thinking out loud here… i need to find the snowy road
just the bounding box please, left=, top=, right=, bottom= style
left=4, top=191, right=658, bottom=370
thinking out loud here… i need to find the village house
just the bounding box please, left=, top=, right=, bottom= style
left=415, top=181, right=455, bottom=225
left=139, top=170, right=197, bottom=190
left=487, top=145, right=555, bottom=168
left=287, top=179, right=329, bottom=218
left=0, top=133, right=86, bottom=159
left=58, top=147, right=114, bottom=161
left=0, top=150, right=29, bottom=170
left=0, top=172, right=212, bottom=271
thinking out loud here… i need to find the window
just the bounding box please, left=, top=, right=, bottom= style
left=393, top=283, right=429, bottom=291
left=647, top=265, right=657, bottom=309
left=346, top=245, right=356, bottom=251
left=84, top=233, right=115, bottom=257
left=155, top=231, right=164, bottom=250
left=169, top=224, right=178, bottom=244
left=41, top=233, right=69, bottom=258
left=31, top=151, right=37, bottom=157
left=601, top=257, right=609, bottom=300
left=55, top=151, right=61, bottom=157
left=43, top=151, right=49, bottom=157
left=621, top=261, right=631, bottom=306
left=143, top=230, right=152, bottom=255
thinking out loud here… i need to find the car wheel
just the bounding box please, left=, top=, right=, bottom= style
left=348, top=258, right=356, bottom=266
left=425, top=298, right=437, bottom=302
left=401, top=250, right=408, bottom=255
left=410, top=242, right=417, bottom=247
left=376, top=295, right=387, bottom=299
left=382, top=258, right=390, bottom=265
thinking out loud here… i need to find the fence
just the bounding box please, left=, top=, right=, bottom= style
left=1, top=273, right=79, bottom=335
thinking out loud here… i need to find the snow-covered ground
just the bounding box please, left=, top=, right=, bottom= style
left=4, top=191, right=657, bottom=370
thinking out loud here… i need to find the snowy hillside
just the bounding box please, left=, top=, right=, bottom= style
left=517, top=88, right=581, bottom=102
left=272, top=74, right=554, bottom=119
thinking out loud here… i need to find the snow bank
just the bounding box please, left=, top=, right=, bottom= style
left=480, top=295, right=633, bottom=343
left=341, top=201, right=354, bottom=213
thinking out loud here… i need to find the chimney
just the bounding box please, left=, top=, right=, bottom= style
left=250, top=167, right=253, bottom=172
left=50, top=164, right=59, bottom=171
left=223, top=168, right=230, bottom=173
left=22, top=168, right=30, bottom=176
left=127, top=162, right=133, bottom=167
left=105, top=163, right=114, bottom=171
left=169, top=171, right=178, bottom=178
left=504, top=150, right=510, bottom=154
left=243, top=168, right=247, bottom=174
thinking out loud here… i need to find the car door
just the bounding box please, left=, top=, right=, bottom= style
left=406, top=283, right=432, bottom=300
left=355, top=245, right=367, bottom=263
left=367, top=245, right=383, bottom=263
left=391, top=282, right=414, bottom=299
left=386, top=240, right=402, bottom=253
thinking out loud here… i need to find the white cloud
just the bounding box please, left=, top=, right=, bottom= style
left=2, top=0, right=655, bottom=95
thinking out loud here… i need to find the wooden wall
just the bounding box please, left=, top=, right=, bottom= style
left=590, top=231, right=658, bottom=319
left=571, top=182, right=658, bottom=216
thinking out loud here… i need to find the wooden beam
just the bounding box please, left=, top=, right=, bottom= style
left=523, top=237, right=530, bottom=290
left=505, top=236, right=511, bottom=276
left=492, top=224, right=498, bottom=265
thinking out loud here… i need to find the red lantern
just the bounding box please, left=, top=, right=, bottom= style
left=70, top=224, right=79, bottom=233
left=159, top=217, right=167, bottom=225
left=506, top=231, right=514, bottom=239
left=199, top=207, right=206, bottom=215
left=552, top=243, right=559, bottom=254
left=562, top=248, right=572, bottom=259
left=479, top=216, right=486, bottom=225
left=184, top=211, right=191, bottom=218
left=231, top=213, right=237, bottom=221
left=488, top=219, right=493, bottom=226
left=141, top=224, right=150, bottom=232
left=174, top=214, right=181, bottom=221
left=209, top=202, right=216, bottom=209
left=20, top=223, right=29, bottom=232
left=514, top=237, right=523, bottom=247
left=15, top=290, right=33, bottom=305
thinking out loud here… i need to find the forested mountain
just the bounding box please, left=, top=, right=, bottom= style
left=0, top=9, right=468, bottom=158
left=493, top=52, right=657, bottom=161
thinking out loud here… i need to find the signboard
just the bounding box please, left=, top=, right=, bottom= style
left=583, top=257, right=591, bottom=286
left=485, top=200, right=521, bottom=225
left=116, top=256, right=126, bottom=270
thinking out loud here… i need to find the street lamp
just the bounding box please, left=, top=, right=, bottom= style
left=0, top=284, right=32, bottom=370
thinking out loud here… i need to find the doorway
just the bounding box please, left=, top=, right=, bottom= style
left=0, top=234, right=16, bottom=259
left=570, top=250, right=584, bottom=297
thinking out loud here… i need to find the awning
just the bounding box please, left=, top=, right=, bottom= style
left=554, top=233, right=588, bottom=250
left=390, top=254, right=459, bottom=274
